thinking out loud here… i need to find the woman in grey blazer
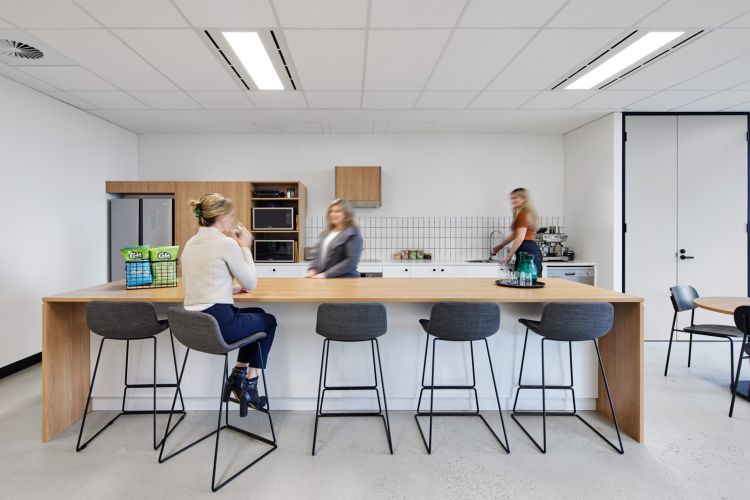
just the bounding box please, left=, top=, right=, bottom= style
left=306, top=198, right=362, bottom=279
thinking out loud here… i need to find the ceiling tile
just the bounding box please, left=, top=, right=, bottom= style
left=187, top=91, right=253, bottom=108
left=75, top=0, right=188, bottom=28
left=725, top=10, right=750, bottom=27
left=522, top=90, right=596, bottom=108
left=129, top=91, right=200, bottom=109
left=460, top=0, right=565, bottom=27
left=173, top=0, right=277, bottom=27
left=469, top=91, right=537, bottom=108
left=328, top=121, right=374, bottom=133
left=0, top=61, right=57, bottom=91
left=370, top=0, right=466, bottom=28
left=247, top=90, right=307, bottom=108
left=674, top=90, right=750, bottom=111
left=70, top=91, right=150, bottom=109
left=511, top=110, right=607, bottom=133
left=574, top=90, right=655, bottom=108
left=274, top=0, right=367, bottom=28
left=365, top=30, right=451, bottom=90
left=46, top=91, right=97, bottom=109
left=415, top=91, right=477, bottom=108
left=30, top=29, right=177, bottom=90
left=284, top=30, right=365, bottom=90
left=625, top=90, right=714, bottom=110
left=0, top=0, right=97, bottom=28
left=387, top=121, right=472, bottom=133
left=277, top=121, right=324, bottom=133
left=305, top=91, right=361, bottom=109
left=0, top=16, right=12, bottom=28
left=612, top=29, right=750, bottom=90
left=488, top=28, right=622, bottom=90
left=114, top=29, right=239, bottom=90
left=362, top=91, right=419, bottom=108
left=673, top=53, right=750, bottom=90
left=18, top=66, right=116, bottom=90
left=468, top=121, right=517, bottom=133
left=639, top=0, right=750, bottom=28
left=548, top=0, right=659, bottom=27
left=731, top=80, right=750, bottom=90
left=426, top=29, right=535, bottom=90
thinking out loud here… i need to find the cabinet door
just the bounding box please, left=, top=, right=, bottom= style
left=436, top=265, right=466, bottom=277
left=256, top=265, right=301, bottom=278
left=466, top=265, right=509, bottom=278
left=625, top=115, right=678, bottom=340
left=677, top=115, right=748, bottom=324
left=410, top=266, right=440, bottom=277
left=383, top=265, right=411, bottom=278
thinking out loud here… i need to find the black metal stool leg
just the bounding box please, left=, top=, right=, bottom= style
left=416, top=332, right=430, bottom=412
left=374, top=339, right=393, bottom=454
left=729, top=333, right=748, bottom=417
left=76, top=337, right=108, bottom=451
left=311, top=339, right=328, bottom=456
left=590, top=340, right=624, bottom=454
left=511, top=338, right=548, bottom=453
left=482, top=338, right=510, bottom=453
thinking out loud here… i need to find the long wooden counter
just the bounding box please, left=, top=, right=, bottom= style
left=42, top=278, right=644, bottom=443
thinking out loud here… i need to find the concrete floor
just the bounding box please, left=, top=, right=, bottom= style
left=2, top=341, right=749, bottom=499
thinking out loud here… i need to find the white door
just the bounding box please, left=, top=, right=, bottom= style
left=625, top=115, right=679, bottom=340
left=676, top=115, right=748, bottom=327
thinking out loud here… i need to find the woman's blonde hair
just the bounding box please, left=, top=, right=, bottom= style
left=326, top=198, right=356, bottom=231
left=511, top=187, right=538, bottom=230
left=189, top=193, right=234, bottom=227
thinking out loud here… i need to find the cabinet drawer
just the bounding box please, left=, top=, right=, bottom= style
left=465, top=265, right=512, bottom=278
left=256, top=265, right=302, bottom=278
left=383, top=265, right=411, bottom=278
left=411, top=265, right=466, bottom=278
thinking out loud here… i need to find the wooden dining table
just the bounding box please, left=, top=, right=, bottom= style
left=693, top=296, right=750, bottom=400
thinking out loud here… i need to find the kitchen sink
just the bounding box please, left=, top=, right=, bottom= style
left=465, top=259, right=498, bottom=263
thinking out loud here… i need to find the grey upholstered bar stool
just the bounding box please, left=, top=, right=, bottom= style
left=415, top=302, right=510, bottom=454
left=159, top=307, right=276, bottom=492
left=665, top=286, right=743, bottom=389
left=312, top=303, right=392, bottom=455
left=77, top=301, right=185, bottom=451
left=511, top=302, right=623, bottom=454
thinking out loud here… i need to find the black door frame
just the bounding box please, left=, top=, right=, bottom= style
left=621, top=111, right=750, bottom=295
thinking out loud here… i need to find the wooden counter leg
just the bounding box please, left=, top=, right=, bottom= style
left=596, top=302, right=644, bottom=443
left=42, top=302, right=90, bottom=442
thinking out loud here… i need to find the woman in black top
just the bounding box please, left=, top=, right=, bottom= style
left=306, top=198, right=363, bottom=279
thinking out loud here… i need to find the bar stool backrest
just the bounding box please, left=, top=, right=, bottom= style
left=734, top=305, right=750, bottom=334
left=316, top=303, right=387, bottom=341
left=670, top=285, right=699, bottom=312
left=86, top=301, right=166, bottom=340
left=167, top=307, right=235, bottom=354
left=425, top=302, right=500, bottom=340
left=537, top=302, right=614, bottom=341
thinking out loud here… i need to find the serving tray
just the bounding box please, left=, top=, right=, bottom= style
left=494, top=279, right=546, bottom=289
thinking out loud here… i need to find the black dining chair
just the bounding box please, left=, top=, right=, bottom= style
left=729, top=306, right=750, bottom=417
left=664, top=286, right=743, bottom=389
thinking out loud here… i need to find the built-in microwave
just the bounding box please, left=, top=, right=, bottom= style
left=254, top=240, right=295, bottom=262
left=252, top=207, right=295, bottom=230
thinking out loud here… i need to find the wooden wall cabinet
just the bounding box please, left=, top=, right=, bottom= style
left=335, top=166, right=381, bottom=208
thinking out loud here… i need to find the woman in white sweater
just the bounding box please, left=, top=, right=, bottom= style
left=181, top=193, right=276, bottom=416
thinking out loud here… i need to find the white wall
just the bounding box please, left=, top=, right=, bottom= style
left=563, top=113, right=622, bottom=291
left=0, top=75, right=138, bottom=368
left=138, top=134, right=564, bottom=217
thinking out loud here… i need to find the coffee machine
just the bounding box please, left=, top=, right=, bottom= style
left=535, top=226, right=571, bottom=261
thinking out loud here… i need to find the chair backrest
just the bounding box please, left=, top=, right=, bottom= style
left=316, top=303, right=387, bottom=341
left=734, top=305, right=750, bottom=334
left=167, top=307, right=235, bottom=354
left=670, top=285, right=699, bottom=312
left=537, top=302, right=614, bottom=342
left=86, top=301, right=166, bottom=340
left=424, top=302, right=500, bottom=341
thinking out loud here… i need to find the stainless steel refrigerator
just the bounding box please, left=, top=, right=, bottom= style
left=109, top=197, right=174, bottom=281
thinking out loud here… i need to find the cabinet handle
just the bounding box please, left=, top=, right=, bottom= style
left=440, top=268, right=445, bottom=272
left=404, top=268, right=408, bottom=272
left=432, top=268, right=436, bottom=272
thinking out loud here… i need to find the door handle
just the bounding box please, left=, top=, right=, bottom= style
left=679, top=255, right=694, bottom=260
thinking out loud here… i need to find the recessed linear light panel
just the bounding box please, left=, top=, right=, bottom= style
left=552, top=30, right=704, bottom=91
left=202, top=29, right=298, bottom=91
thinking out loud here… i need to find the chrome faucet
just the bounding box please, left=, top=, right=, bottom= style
left=488, top=230, right=501, bottom=261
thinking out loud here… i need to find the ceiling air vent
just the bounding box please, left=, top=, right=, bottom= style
left=202, top=29, right=298, bottom=91
left=551, top=30, right=705, bottom=91
left=0, top=39, right=43, bottom=60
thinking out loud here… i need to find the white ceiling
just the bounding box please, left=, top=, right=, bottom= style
left=0, top=0, right=750, bottom=134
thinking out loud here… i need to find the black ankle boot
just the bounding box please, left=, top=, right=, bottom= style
left=224, top=366, right=253, bottom=417
left=243, top=377, right=268, bottom=410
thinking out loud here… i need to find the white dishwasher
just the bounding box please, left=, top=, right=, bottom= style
left=545, top=265, right=596, bottom=286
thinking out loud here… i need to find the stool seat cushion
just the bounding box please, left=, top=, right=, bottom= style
left=519, top=302, right=614, bottom=342
left=167, top=307, right=266, bottom=355
left=420, top=302, right=500, bottom=341
left=316, top=303, right=387, bottom=341
left=86, top=301, right=169, bottom=340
